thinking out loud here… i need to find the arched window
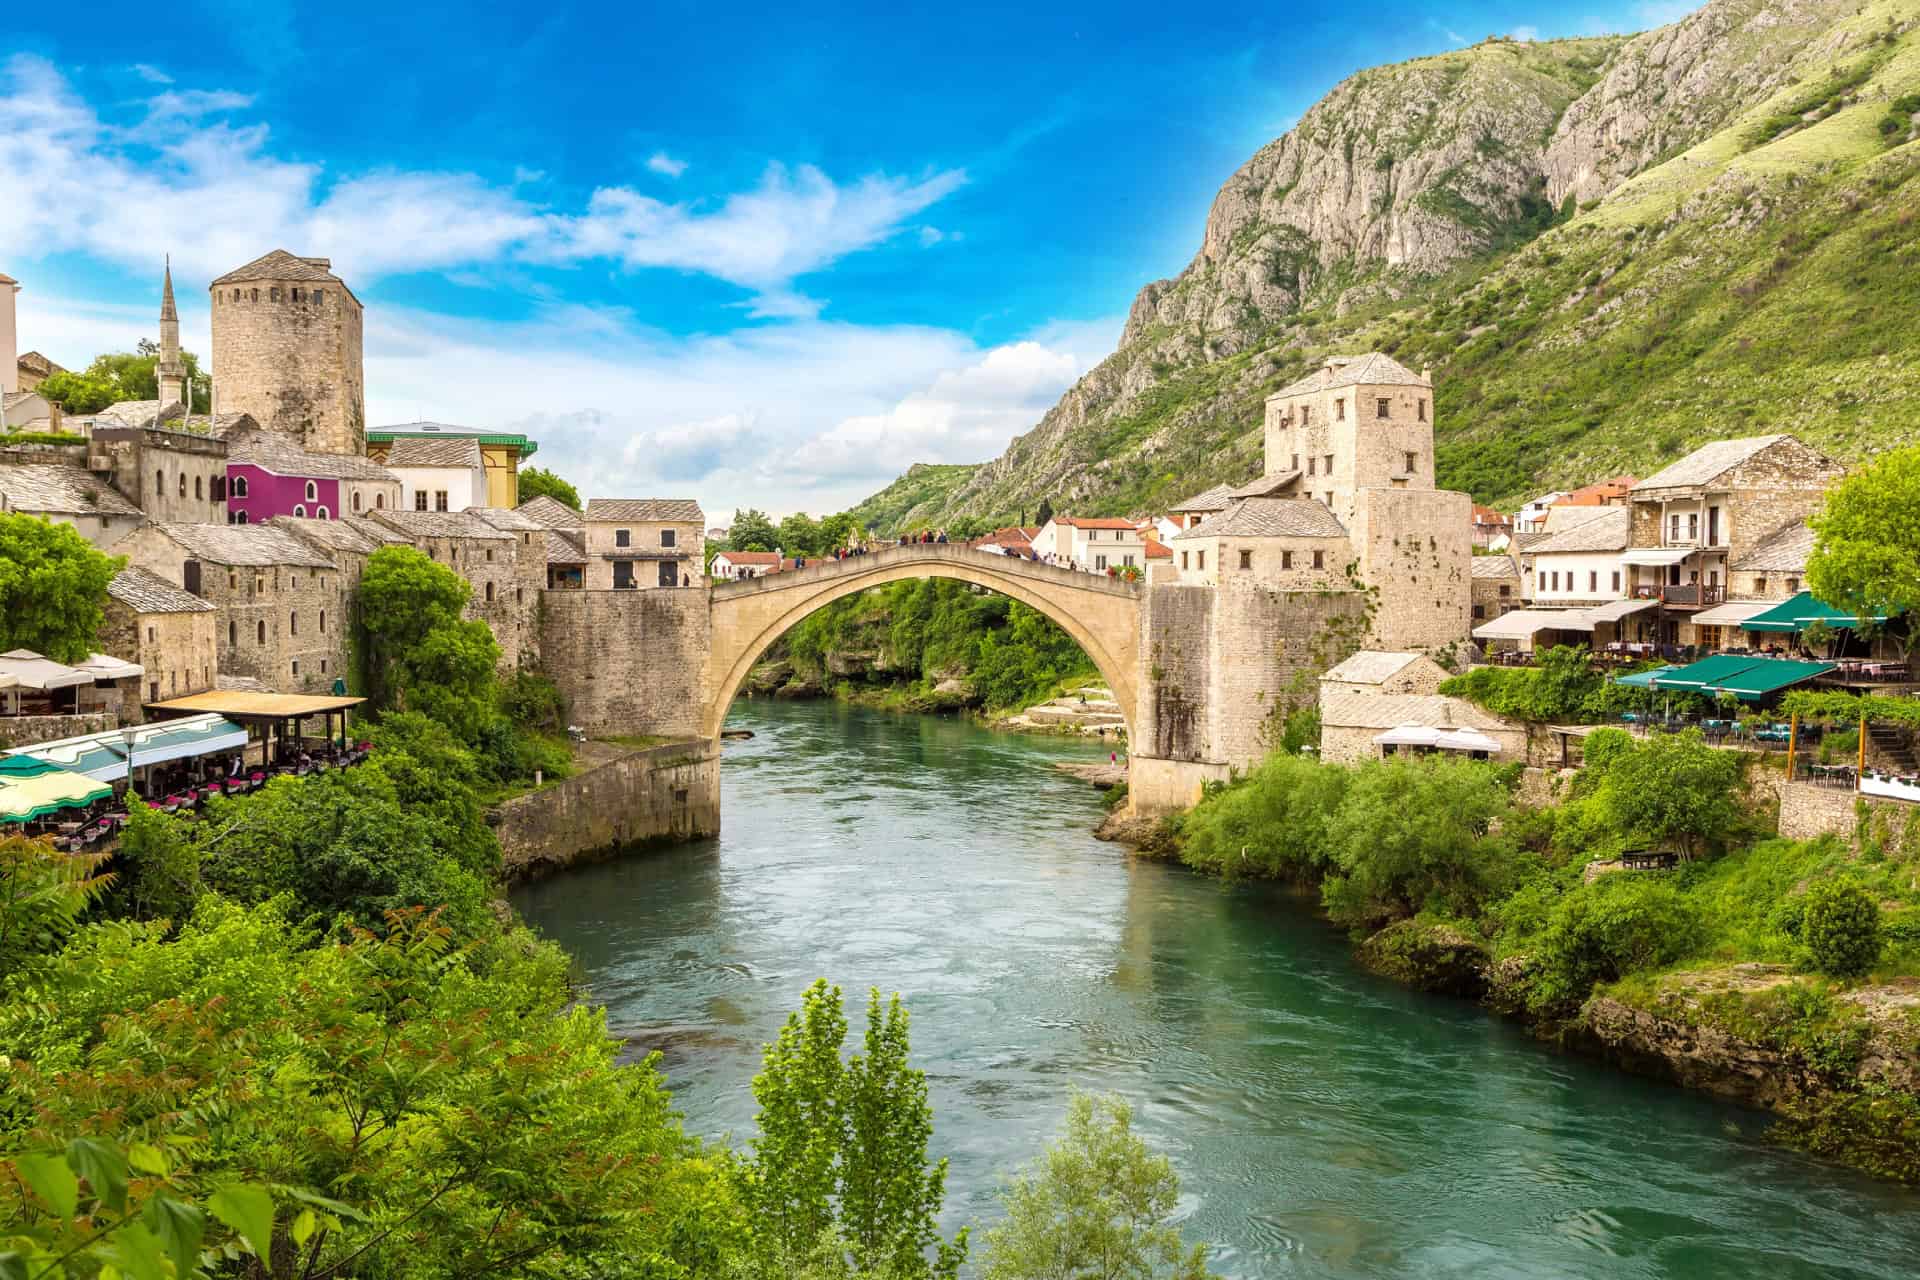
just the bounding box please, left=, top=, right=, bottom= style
left=375, top=493, right=385, bottom=509
left=228, top=620, right=237, bottom=646
left=236, top=511, right=248, bottom=524
left=292, top=504, right=306, bottom=518
left=304, top=480, right=318, bottom=502
left=178, top=474, right=187, bottom=498
left=233, top=476, right=248, bottom=499
left=316, top=505, right=329, bottom=519
left=289, top=611, right=298, bottom=636
left=352, top=490, right=362, bottom=512
left=484, top=581, right=495, bottom=602
left=319, top=609, right=327, bottom=633
left=257, top=620, right=266, bottom=644
left=154, top=470, right=164, bottom=497
left=194, top=476, right=203, bottom=500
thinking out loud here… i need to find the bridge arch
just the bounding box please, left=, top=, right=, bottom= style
left=705, top=545, right=1141, bottom=742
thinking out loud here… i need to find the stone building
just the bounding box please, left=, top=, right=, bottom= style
left=102, top=566, right=217, bottom=714
left=16, top=351, right=64, bottom=394
left=370, top=509, right=535, bottom=668
left=156, top=258, right=188, bottom=409
left=0, top=463, right=146, bottom=546
left=1319, top=650, right=1450, bottom=698
left=272, top=515, right=406, bottom=617
left=1168, top=497, right=1348, bottom=588
left=1727, top=520, right=1814, bottom=603
left=514, top=494, right=587, bottom=587
left=210, top=251, right=364, bottom=456
left=1317, top=687, right=1526, bottom=765
left=1624, top=434, right=1845, bottom=643
left=113, top=521, right=347, bottom=693
left=469, top=506, right=556, bottom=659
left=224, top=426, right=401, bottom=524
left=582, top=499, right=704, bottom=590
left=367, top=423, right=539, bottom=509
left=1526, top=506, right=1629, bottom=607
left=1470, top=553, right=1523, bottom=624
left=90, top=422, right=230, bottom=524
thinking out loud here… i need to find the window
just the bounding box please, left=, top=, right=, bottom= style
left=485, top=547, right=494, bottom=562
left=485, top=581, right=496, bottom=602
left=516, top=588, right=523, bottom=604
left=314, top=289, right=324, bottom=303
left=229, top=570, right=237, bottom=589
left=228, top=621, right=236, bottom=645
left=289, top=611, right=298, bottom=636
left=1095, top=555, right=1108, bottom=571
left=1197, top=551, right=1205, bottom=570
left=1754, top=576, right=1768, bottom=594
left=660, top=528, right=677, bottom=548
left=615, top=528, right=631, bottom=548
left=1300, top=406, right=1311, bottom=425
left=194, top=476, right=203, bottom=500
left=1180, top=551, right=1189, bottom=570
left=1323, top=454, right=1333, bottom=474
left=1403, top=451, right=1416, bottom=473
left=1281, top=550, right=1294, bottom=570
left=1238, top=549, right=1252, bottom=570
left=236, top=511, right=248, bottom=524
left=304, top=480, right=318, bottom=502
left=1612, top=571, right=1621, bottom=591
left=150, top=681, right=159, bottom=702
left=1668, top=514, right=1681, bottom=542
left=435, top=491, right=449, bottom=512
left=319, top=576, right=326, bottom=590
left=415, top=490, right=429, bottom=511
left=293, top=504, right=306, bottom=518
left=178, top=474, right=187, bottom=499
left=257, top=620, right=266, bottom=644
left=1307, top=457, right=1316, bottom=476
left=255, top=576, right=264, bottom=595
left=316, top=506, right=329, bottom=519
left=1290, top=453, right=1300, bottom=471
left=1377, top=397, right=1391, bottom=419
left=321, top=660, right=328, bottom=674
left=1312, top=550, right=1324, bottom=569
left=233, top=475, right=248, bottom=498
left=249, top=288, right=258, bottom=301
left=1498, top=585, right=1511, bottom=598
left=613, top=562, right=636, bottom=589
left=213, top=477, right=225, bottom=500
left=292, top=660, right=299, bottom=676
left=1787, top=577, right=1800, bottom=593
left=292, top=287, right=302, bottom=302
left=1474, top=604, right=1486, bottom=620
left=376, top=493, right=386, bottom=509
left=352, top=490, right=362, bottom=512
left=1417, top=399, right=1427, bottom=422
left=269, top=287, right=281, bottom=301
left=1335, top=398, right=1345, bottom=421
left=319, top=609, right=326, bottom=633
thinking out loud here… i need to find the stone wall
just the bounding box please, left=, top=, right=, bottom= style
left=101, top=601, right=217, bottom=715
left=493, top=739, right=720, bottom=880
left=211, top=276, right=365, bottom=455
left=541, top=588, right=711, bottom=738
left=0, top=712, right=116, bottom=750
left=1351, top=486, right=1472, bottom=653
left=1208, top=582, right=1368, bottom=768
left=1136, top=584, right=1215, bottom=761
left=92, top=427, right=229, bottom=524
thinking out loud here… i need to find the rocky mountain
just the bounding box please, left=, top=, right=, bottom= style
left=853, top=0, right=1920, bottom=529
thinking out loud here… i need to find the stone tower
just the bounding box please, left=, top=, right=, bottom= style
left=209, top=250, right=365, bottom=455
left=156, top=256, right=187, bottom=409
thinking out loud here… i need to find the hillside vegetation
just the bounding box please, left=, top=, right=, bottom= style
left=853, top=0, right=1920, bottom=530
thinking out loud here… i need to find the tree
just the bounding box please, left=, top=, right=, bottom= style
left=1321, top=756, right=1517, bottom=927
left=779, top=513, right=823, bottom=558
left=1595, top=729, right=1741, bottom=860
left=357, top=546, right=498, bottom=739
left=818, top=512, right=858, bottom=553
left=730, top=508, right=780, bottom=553
left=1808, top=444, right=1920, bottom=657
left=735, top=980, right=966, bottom=1280
left=516, top=466, right=581, bottom=510
left=1801, top=881, right=1881, bottom=977
left=1034, top=498, right=1054, bottom=529
left=37, top=343, right=211, bottom=414
left=0, top=836, right=113, bottom=975
left=981, top=1091, right=1218, bottom=1280
left=0, top=514, right=122, bottom=663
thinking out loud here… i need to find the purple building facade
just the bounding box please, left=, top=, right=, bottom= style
left=222, top=428, right=403, bottom=526
left=225, top=465, right=342, bottom=525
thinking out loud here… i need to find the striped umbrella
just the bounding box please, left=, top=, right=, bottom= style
left=0, top=754, right=113, bottom=824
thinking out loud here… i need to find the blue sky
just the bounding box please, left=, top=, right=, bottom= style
left=2, top=0, right=1677, bottom=516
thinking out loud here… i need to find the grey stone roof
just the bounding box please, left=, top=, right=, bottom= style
left=1320, top=690, right=1511, bottom=732
left=1228, top=470, right=1302, bottom=500
left=372, top=509, right=513, bottom=541
left=271, top=516, right=388, bottom=557
left=227, top=430, right=397, bottom=482
left=0, top=464, right=144, bottom=518
left=1630, top=435, right=1791, bottom=493
left=343, top=515, right=411, bottom=545
left=516, top=494, right=584, bottom=529
left=1322, top=651, right=1429, bottom=685
left=386, top=436, right=484, bottom=468
left=543, top=530, right=587, bottom=563
left=467, top=506, right=544, bottom=533
left=1471, top=554, right=1521, bottom=579
left=1511, top=531, right=1554, bottom=551
left=3, top=391, right=46, bottom=412
left=1172, top=497, right=1347, bottom=540
left=584, top=498, right=703, bottom=523
left=149, top=521, right=336, bottom=569
left=16, top=352, right=63, bottom=378
left=212, top=250, right=340, bottom=286
left=1270, top=352, right=1428, bottom=399
left=1731, top=520, right=1815, bottom=573
left=107, top=565, right=213, bottom=614
left=1170, top=482, right=1235, bottom=514
left=98, top=399, right=187, bottom=429
left=1525, top=506, right=1628, bottom=555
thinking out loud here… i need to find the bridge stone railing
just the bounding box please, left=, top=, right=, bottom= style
left=709, top=542, right=1143, bottom=601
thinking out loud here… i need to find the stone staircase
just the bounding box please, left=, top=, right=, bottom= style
left=1867, top=722, right=1919, bottom=774
left=1001, top=684, right=1127, bottom=737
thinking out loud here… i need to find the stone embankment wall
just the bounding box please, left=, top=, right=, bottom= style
left=540, top=588, right=711, bottom=739
left=493, top=739, right=720, bottom=881
left=0, top=712, right=116, bottom=750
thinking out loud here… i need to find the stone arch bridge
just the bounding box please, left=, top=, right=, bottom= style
left=706, top=545, right=1141, bottom=741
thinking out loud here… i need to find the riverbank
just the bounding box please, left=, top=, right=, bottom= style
left=1106, top=745, right=1920, bottom=1185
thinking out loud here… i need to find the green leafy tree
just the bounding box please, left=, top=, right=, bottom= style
left=1178, top=753, right=1349, bottom=882
left=1808, top=444, right=1920, bottom=657
left=0, top=514, right=122, bottom=663
left=818, top=512, right=859, bottom=553
left=1801, top=881, right=1881, bottom=977
left=1034, top=498, right=1054, bottom=529
left=981, top=1091, right=1219, bottom=1280
left=736, top=980, right=966, bottom=1280
left=37, top=342, right=211, bottom=414
left=1595, top=729, right=1741, bottom=861
left=0, top=837, right=114, bottom=975
left=104, top=802, right=202, bottom=925
left=357, top=546, right=499, bottom=740
left=779, top=513, right=824, bottom=558
left=516, top=465, right=581, bottom=510
left=1321, top=756, right=1517, bottom=927
left=1526, top=872, right=1705, bottom=1012
left=730, top=508, right=780, bottom=553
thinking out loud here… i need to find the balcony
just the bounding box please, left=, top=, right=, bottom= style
left=1630, top=583, right=1725, bottom=607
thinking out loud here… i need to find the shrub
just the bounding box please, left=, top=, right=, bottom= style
left=1802, top=881, right=1881, bottom=977
left=1528, top=872, right=1704, bottom=1012
left=1178, top=753, right=1349, bottom=881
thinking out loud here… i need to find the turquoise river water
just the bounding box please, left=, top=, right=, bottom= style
left=511, top=699, right=1919, bottom=1278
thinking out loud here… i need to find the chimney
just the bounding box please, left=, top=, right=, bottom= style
left=1421, top=366, right=1432, bottom=383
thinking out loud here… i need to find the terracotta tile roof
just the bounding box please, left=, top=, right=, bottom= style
left=1171, top=482, right=1235, bottom=513
left=1557, top=476, right=1636, bottom=505
left=1270, top=352, right=1428, bottom=399
left=227, top=430, right=398, bottom=482
left=1526, top=506, right=1628, bottom=555
left=385, top=437, right=484, bottom=469
left=371, top=509, right=513, bottom=541
left=1471, top=554, right=1521, bottom=579
left=212, top=250, right=341, bottom=285
left=1731, top=521, right=1815, bottom=573
left=148, top=521, right=336, bottom=568
left=1144, top=540, right=1173, bottom=559
left=1172, top=497, right=1347, bottom=540
left=0, top=464, right=144, bottom=518
left=585, top=498, right=703, bottom=523
left=516, top=495, right=584, bottom=529
left=1631, top=436, right=1793, bottom=492
left=107, top=565, right=213, bottom=614
left=718, top=550, right=782, bottom=565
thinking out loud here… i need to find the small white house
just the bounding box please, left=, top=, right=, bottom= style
left=386, top=437, right=490, bottom=513
left=1513, top=491, right=1567, bottom=534
left=1527, top=507, right=1629, bottom=605
left=711, top=550, right=785, bottom=580
left=1032, top=517, right=1145, bottom=574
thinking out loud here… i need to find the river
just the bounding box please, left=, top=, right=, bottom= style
left=511, top=699, right=1919, bottom=1279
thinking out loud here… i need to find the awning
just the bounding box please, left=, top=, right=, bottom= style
left=0, top=649, right=92, bottom=691
left=0, top=754, right=112, bottom=823
left=6, top=714, right=250, bottom=783
left=1614, top=666, right=1679, bottom=689
left=1435, top=727, right=1502, bottom=754
left=1584, top=599, right=1659, bottom=624
left=1473, top=608, right=1590, bottom=641
left=145, top=691, right=364, bottom=720
left=1744, top=590, right=1894, bottom=634
left=1705, top=659, right=1835, bottom=701
left=1375, top=724, right=1443, bottom=747
left=72, top=653, right=145, bottom=681
left=1650, top=654, right=1766, bottom=690
left=1691, top=599, right=1777, bottom=627
left=1621, top=547, right=1696, bottom=566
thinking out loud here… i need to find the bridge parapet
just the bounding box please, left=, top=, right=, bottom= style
left=710, top=543, right=1143, bottom=601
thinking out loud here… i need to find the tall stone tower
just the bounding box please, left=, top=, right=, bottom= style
left=156, top=256, right=187, bottom=409
left=209, top=250, right=365, bottom=455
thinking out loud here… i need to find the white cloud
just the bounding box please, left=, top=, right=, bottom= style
left=646, top=150, right=688, bottom=178
left=917, top=225, right=964, bottom=247
left=1508, top=25, right=1540, bottom=42
left=0, top=56, right=965, bottom=313
left=130, top=63, right=174, bottom=85
left=1427, top=18, right=1470, bottom=46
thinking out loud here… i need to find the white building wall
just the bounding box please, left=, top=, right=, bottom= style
left=1532, top=550, right=1626, bottom=604
left=393, top=464, right=486, bottom=512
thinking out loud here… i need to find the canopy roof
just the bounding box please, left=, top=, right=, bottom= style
left=0, top=754, right=112, bottom=823
left=1471, top=599, right=1654, bottom=640
left=7, top=713, right=249, bottom=783
left=1614, top=666, right=1680, bottom=689
left=1435, top=727, right=1503, bottom=753
left=1649, top=655, right=1836, bottom=701
left=1374, top=724, right=1443, bottom=747
left=1620, top=547, right=1695, bottom=566
left=146, top=691, right=364, bottom=720
left=1648, top=654, right=1765, bottom=690
left=0, top=650, right=92, bottom=690
left=1743, top=590, right=1895, bottom=634
left=1691, top=599, right=1778, bottom=627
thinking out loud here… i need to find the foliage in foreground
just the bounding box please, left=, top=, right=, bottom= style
left=0, top=513, right=123, bottom=664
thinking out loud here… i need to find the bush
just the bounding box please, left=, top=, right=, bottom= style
left=1527, top=872, right=1704, bottom=1012
left=1178, top=753, right=1348, bottom=881
left=1802, top=881, right=1882, bottom=977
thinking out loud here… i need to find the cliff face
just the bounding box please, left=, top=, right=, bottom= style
left=854, top=0, right=1920, bottom=529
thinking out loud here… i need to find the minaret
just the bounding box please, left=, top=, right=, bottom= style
left=156, top=256, right=187, bottom=409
